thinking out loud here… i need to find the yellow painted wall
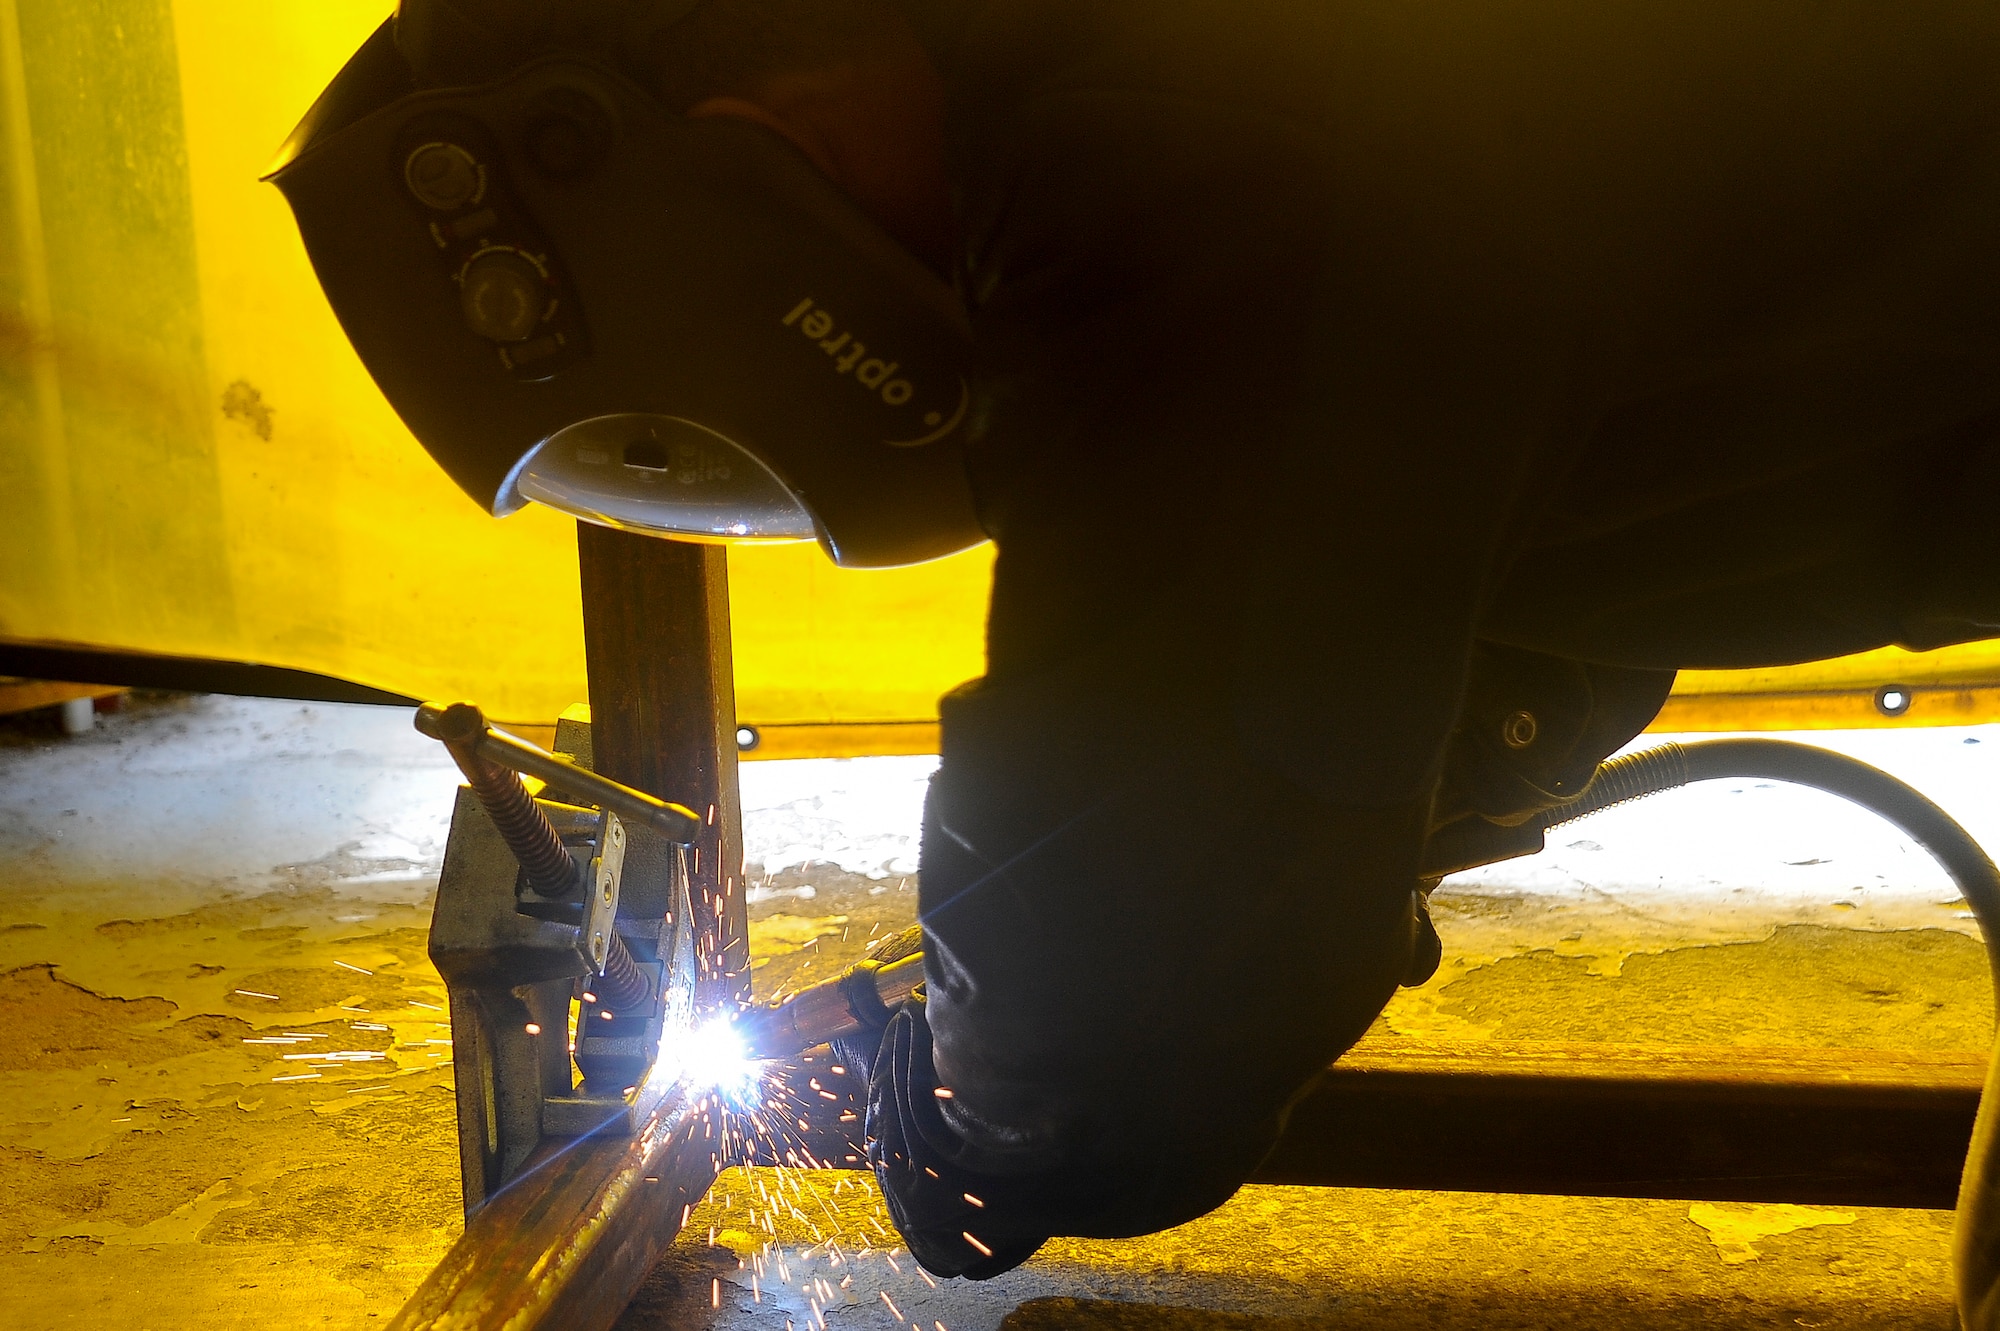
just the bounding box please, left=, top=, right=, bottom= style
left=0, top=4, right=1991, bottom=740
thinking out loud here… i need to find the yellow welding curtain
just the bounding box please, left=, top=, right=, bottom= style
left=0, top=2, right=1995, bottom=738
left=0, top=0, right=992, bottom=730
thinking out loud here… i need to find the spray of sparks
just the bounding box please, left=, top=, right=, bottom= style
left=635, top=1005, right=961, bottom=1331
left=691, top=1163, right=953, bottom=1331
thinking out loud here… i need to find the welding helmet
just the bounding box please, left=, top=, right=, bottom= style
left=267, top=4, right=983, bottom=569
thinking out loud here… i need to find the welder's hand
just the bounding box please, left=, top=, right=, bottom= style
left=828, top=924, right=925, bottom=1090
left=867, top=1000, right=1050, bottom=1280
left=1402, top=883, right=1443, bottom=988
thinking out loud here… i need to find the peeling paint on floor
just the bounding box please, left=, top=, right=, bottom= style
left=1, top=697, right=1994, bottom=1328
left=1687, top=1202, right=1859, bottom=1265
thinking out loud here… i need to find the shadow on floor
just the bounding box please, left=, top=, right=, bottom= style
left=999, top=1292, right=1946, bottom=1330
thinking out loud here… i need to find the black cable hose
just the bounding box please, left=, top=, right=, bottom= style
left=1541, top=736, right=2000, bottom=1323
left=1537, top=738, right=2000, bottom=988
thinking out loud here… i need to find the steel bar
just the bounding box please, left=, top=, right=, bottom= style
left=386, top=1076, right=724, bottom=1330
left=752, top=1037, right=1987, bottom=1211
left=1257, top=1037, right=1987, bottom=1209
left=579, top=526, right=749, bottom=1009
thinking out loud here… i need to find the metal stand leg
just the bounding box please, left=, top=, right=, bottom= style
left=577, top=524, right=748, bottom=1010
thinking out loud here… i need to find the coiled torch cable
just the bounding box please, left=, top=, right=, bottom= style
left=1538, top=739, right=2000, bottom=977
left=1525, top=737, right=2000, bottom=1328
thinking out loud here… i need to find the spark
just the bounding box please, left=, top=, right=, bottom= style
left=235, top=990, right=280, bottom=1001
left=333, top=960, right=373, bottom=975
left=962, top=1232, right=992, bottom=1258
left=963, top=1193, right=985, bottom=1208
left=524, top=1023, right=542, bottom=1036
left=670, top=1018, right=765, bottom=1107
left=880, top=1291, right=904, bottom=1320
left=273, top=1072, right=321, bottom=1083
left=410, top=1000, right=443, bottom=1010
left=933, top=1087, right=954, bottom=1099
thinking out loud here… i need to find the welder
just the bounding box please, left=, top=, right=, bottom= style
left=283, top=0, right=2000, bottom=1292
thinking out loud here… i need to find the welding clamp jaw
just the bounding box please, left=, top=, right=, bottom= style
left=419, top=702, right=706, bottom=1210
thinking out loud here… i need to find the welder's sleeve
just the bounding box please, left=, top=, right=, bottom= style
left=878, top=615, right=1427, bottom=1271
left=865, top=90, right=1570, bottom=1269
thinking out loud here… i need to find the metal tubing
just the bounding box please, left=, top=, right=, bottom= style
left=1258, top=1038, right=1985, bottom=1211
left=757, top=1035, right=1988, bottom=1211
left=388, top=1075, right=720, bottom=1330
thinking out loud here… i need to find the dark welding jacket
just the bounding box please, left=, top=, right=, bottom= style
left=868, top=0, right=2000, bottom=1266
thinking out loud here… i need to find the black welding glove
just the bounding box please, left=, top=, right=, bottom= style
left=828, top=923, right=925, bottom=1091
left=866, top=997, right=1051, bottom=1280
left=1404, top=883, right=1444, bottom=988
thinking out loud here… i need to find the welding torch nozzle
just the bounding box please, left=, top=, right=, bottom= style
left=733, top=952, right=925, bottom=1063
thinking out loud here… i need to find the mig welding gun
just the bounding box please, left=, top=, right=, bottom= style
left=732, top=946, right=926, bottom=1064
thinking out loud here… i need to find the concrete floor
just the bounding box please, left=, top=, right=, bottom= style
left=0, top=693, right=1992, bottom=1328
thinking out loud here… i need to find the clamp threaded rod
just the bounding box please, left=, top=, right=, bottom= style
left=451, top=737, right=579, bottom=900
left=418, top=701, right=653, bottom=1010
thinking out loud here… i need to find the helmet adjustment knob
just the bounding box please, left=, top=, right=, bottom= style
left=404, top=142, right=485, bottom=212
left=458, top=247, right=551, bottom=343
left=1502, top=710, right=1540, bottom=751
